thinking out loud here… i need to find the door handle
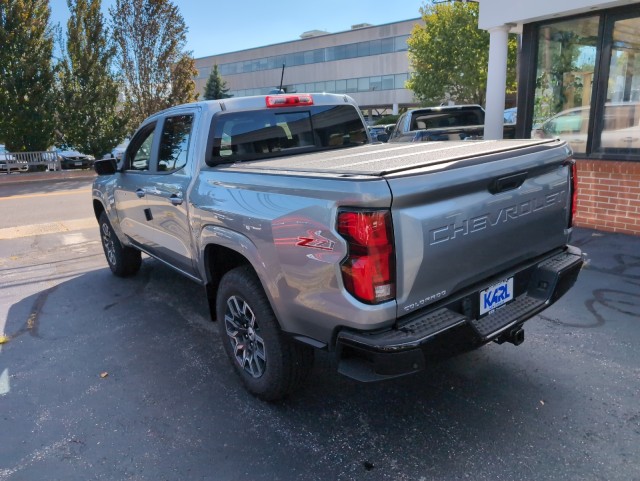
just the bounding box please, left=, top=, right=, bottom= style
left=135, top=188, right=146, bottom=198
left=169, top=193, right=183, bottom=206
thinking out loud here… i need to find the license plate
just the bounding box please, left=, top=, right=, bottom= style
left=74, top=161, right=82, bottom=166
left=480, top=278, right=514, bottom=316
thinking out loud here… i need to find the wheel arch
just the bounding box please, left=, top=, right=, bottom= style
left=93, top=198, right=106, bottom=222
left=203, top=243, right=252, bottom=316
left=200, top=226, right=277, bottom=324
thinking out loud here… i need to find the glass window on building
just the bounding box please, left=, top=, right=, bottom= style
left=382, top=75, right=395, bottom=90
left=380, top=37, right=395, bottom=54
left=357, top=42, right=370, bottom=57
left=370, top=76, right=382, bottom=92
left=370, top=39, right=381, bottom=55
left=394, top=35, right=410, bottom=52
left=597, top=16, right=640, bottom=155
left=304, top=50, right=315, bottom=65
left=394, top=73, right=408, bottom=89
left=531, top=16, right=599, bottom=155
left=525, top=7, right=640, bottom=160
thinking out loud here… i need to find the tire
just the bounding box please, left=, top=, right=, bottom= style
left=216, top=266, right=314, bottom=401
left=99, top=212, right=142, bottom=277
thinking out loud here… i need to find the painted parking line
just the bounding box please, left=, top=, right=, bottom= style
left=0, top=368, right=9, bottom=395
left=0, top=217, right=97, bottom=240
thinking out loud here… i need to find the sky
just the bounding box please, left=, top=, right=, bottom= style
left=49, top=0, right=424, bottom=59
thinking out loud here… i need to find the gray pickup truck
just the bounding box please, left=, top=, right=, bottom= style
left=388, top=104, right=517, bottom=143
left=92, top=93, right=583, bottom=401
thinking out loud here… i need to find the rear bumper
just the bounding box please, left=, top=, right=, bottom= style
left=0, top=163, right=29, bottom=173
left=336, top=246, right=584, bottom=382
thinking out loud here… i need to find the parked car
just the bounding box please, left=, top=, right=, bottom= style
left=532, top=102, right=640, bottom=154
left=368, top=124, right=395, bottom=142
left=56, top=147, right=95, bottom=169
left=504, top=107, right=517, bottom=123
left=110, top=140, right=129, bottom=161
left=0, top=144, right=28, bottom=173
left=368, top=125, right=389, bottom=142
left=388, top=105, right=517, bottom=142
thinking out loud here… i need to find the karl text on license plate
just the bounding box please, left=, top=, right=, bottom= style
left=480, top=278, right=514, bottom=316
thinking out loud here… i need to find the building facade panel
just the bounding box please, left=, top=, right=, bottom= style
left=478, top=0, right=632, bottom=30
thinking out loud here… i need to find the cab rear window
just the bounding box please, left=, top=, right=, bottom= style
left=208, top=105, right=367, bottom=163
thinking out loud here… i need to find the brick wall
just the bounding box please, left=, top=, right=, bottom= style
left=574, top=160, right=640, bottom=235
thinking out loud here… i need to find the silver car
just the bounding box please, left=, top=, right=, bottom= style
left=0, top=144, right=28, bottom=173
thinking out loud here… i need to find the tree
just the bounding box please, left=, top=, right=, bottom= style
left=407, top=1, right=518, bottom=106
left=168, top=53, right=199, bottom=105
left=0, top=0, right=57, bottom=151
left=203, top=65, right=231, bottom=100
left=57, top=0, right=126, bottom=158
left=110, top=0, right=198, bottom=132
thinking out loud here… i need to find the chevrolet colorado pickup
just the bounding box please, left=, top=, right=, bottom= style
left=92, top=93, right=583, bottom=401
left=388, top=104, right=516, bottom=142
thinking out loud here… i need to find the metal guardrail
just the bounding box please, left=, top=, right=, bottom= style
left=1, top=151, right=61, bottom=171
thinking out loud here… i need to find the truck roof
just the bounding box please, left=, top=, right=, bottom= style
left=156, top=93, right=362, bottom=118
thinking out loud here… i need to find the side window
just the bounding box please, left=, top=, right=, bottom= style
left=126, top=123, right=156, bottom=172
left=393, top=113, right=406, bottom=137
left=157, top=114, right=194, bottom=172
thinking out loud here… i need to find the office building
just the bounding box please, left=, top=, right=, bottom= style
left=194, top=19, right=422, bottom=117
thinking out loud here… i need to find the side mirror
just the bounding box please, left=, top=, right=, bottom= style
left=375, top=133, right=389, bottom=143
left=94, top=157, right=117, bottom=175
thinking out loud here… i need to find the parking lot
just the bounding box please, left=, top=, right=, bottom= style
left=0, top=175, right=639, bottom=481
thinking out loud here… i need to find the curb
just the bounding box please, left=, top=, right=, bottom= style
left=0, top=170, right=97, bottom=185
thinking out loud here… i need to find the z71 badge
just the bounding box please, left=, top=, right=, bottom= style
left=296, top=230, right=335, bottom=251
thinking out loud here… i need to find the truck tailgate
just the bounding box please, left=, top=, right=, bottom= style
left=384, top=140, right=573, bottom=318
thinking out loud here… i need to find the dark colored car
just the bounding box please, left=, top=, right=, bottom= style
left=56, top=148, right=95, bottom=169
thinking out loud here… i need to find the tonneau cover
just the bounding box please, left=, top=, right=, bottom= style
left=222, top=139, right=564, bottom=176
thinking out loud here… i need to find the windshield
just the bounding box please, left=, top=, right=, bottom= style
left=208, top=105, right=367, bottom=163
left=412, top=109, right=485, bottom=130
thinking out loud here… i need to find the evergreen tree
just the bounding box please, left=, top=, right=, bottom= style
left=0, top=0, right=56, bottom=151
left=203, top=65, right=231, bottom=100
left=57, top=0, right=126, bottom=158
left=110, top=0, right=198, bottom=132
left=407, top=1, right=518, bottom=106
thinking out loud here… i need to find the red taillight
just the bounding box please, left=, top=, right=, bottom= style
left=337, top=210, right=395, bottom=304
left=567, top=159, right=578, bottom=227
left=265, top=94, right=313, bottom=108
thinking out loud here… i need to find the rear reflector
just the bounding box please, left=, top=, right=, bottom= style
left=266, top=94, right=313, bottom=108
left=337, top=210, right=395, bottom=304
